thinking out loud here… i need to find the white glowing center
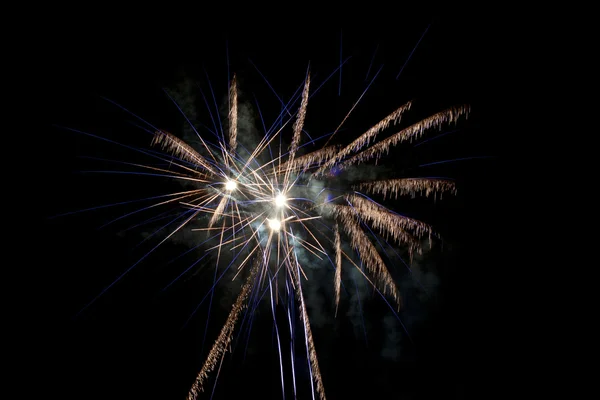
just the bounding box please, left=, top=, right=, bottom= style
left=225, top=180, right=237, bottom=191
left=268, top=219, right=281, bottom=231
left=274, top=194, right=287, bottom=207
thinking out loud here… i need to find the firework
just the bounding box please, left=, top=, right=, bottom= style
left=137, top=71, right=469, bottom=399
left=68, top=61, right=469, bottom=399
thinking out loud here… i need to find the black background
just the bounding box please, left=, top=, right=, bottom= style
left=33, top=9, right=504, bottom=400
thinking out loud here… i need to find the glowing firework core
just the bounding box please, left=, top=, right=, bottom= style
left=274, top=193, right=287, bottom=208
left=224, top=180, right=237, bottom=191
left=268, top=219, right=281, bottom=231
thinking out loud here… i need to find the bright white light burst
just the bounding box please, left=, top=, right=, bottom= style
left=225, top=180, right=237, bottom=191
left=274, top=193, right=287, bottom=208
left=268, top=218, right=282, bottom=231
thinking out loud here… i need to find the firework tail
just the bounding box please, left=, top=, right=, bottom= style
left=186, top=254, right=261, bottom=400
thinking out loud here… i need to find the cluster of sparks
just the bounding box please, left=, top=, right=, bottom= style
left=70, top=64, right=469, bottom=399
left=141, top=72, right=470, bottom=400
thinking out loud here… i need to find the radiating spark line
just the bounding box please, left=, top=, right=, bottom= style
left=414, top=128, right=461, bottom=147
left=338, top=29, right=342, bottom=96
left=396, top=23, right=431, bottom=80
left=197, top=83, right=223, bottom=142
left=269, top=274, right=286, bottom=399
left=365, top=44, right=379, bottom=81
left=163, top=90, right=226, bottom=174
left=77, top=170, right=209, bottom=184
left=210, top=350, right=226, bottom=400
left=204, top=68, right=226, bottom=141
left=334, top=223, right=342, bottom=316
left=76, top=209, right=201, bottom=316
left=292, top=256, right=326, bottom=400
left=55, top=125, right=214, bottom=179
left=99, top=96, right=162, bottom=133
left=249, top=59, right=311, bottom=144
left=78, top=155, right=210, bottom=180
left=49, top=189, right=202, bottom=219
left=120, top=209, right=182, bottom=233
left=98, top=190, right=202, bottom=229
left=418, top=155, right=495, bottom=167
left=324, top=64, right=384, bottom=147
left=186, top=255, right=260, bottom=400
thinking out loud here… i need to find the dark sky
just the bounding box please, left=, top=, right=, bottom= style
left=36, top=12, right=502, bottom=400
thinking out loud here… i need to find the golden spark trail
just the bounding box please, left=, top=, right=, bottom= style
left=315, top=101, right=413, bottom=175
left=289, top=72, right=311, bottom=160
left=228, top=74, right=238, bottom=153
left=232, top=241, right=264, bottom=279
left=345, top=194, right=422, bottom=256
left=346, top=194, right=434, bottom=241
left=334, top=223, right=342, bottom=316
left=276, top=145, right=340, bottom=174
left=186, top=256, right=261, bottom=400
left=340, top=105, right=470, bottom=170
left=355, top=178, right=457, bottom=200
left=208, top=196, right=228, bottom=229
left=152, top=130, right=217, bottom=175
left=291, top=259, right=326, bottom=400
left=282, top=72, right=311, bottom=190
left=333, top=204, right=402, bottom=309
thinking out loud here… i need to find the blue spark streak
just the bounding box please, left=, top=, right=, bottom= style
left=396, top=23, right=431, bottom=80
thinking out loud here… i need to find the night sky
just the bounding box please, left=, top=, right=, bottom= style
left=36, top=11, right=502, bottom=400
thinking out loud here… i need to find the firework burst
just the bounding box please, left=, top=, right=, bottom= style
left=133, top=70, right=467, bottom=399
left=60, top=59, right=469, bottom=398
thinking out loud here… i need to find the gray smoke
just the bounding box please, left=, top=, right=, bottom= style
left=345, top=263, right=372, bottom=338
left=381, top=313, right=402, bottom=360
left=380, top=241, right=441, bottom=360
left=342, top=162, right=391, bottom=183
left=164, top=75, right=199, bottom=145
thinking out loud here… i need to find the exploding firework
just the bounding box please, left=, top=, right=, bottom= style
left=57, top=55, right=470, bottom=398
left=137, top=71, right=467, bottom=399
